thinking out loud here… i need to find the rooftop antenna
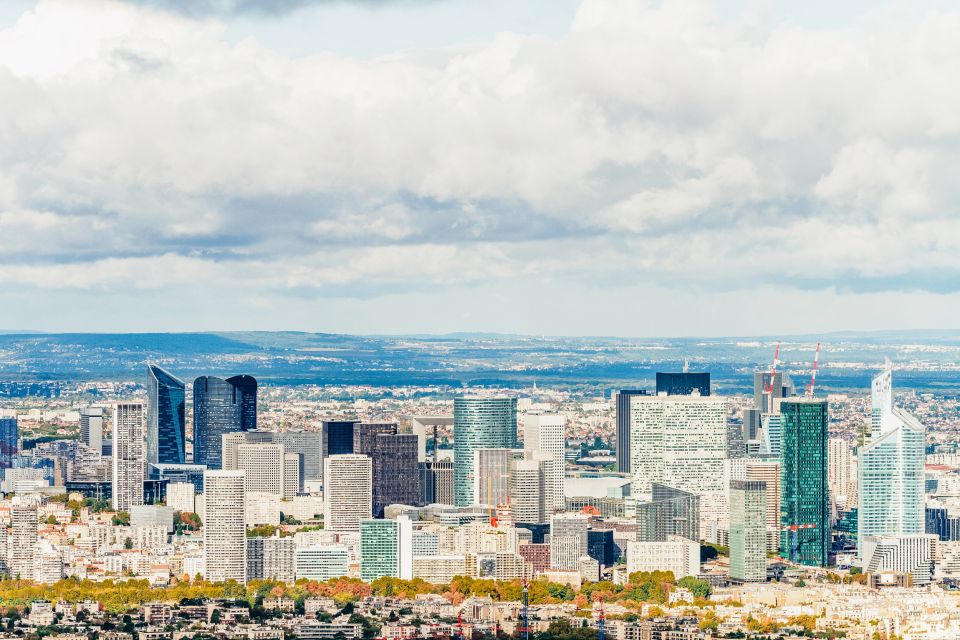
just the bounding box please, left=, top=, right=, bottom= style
left=520, top=581, right=530, bottom=640
left=597, top=596, right=605, bottom=640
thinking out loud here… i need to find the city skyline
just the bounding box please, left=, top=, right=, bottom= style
left=2, top=0, right=960, bottom=335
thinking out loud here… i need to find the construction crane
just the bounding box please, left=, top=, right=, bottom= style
left=764, top=341, right=781, bottom=394
left=805, top=342, right=821, bottom=398
left=781, top=523, right=818, bottom=564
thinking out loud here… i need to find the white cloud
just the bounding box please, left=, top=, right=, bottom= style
left=0, top=0, right=959, bottom=332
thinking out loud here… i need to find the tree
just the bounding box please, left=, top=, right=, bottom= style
left=124, top=537, right=134, bottom=550
left=210, top=610, right=221, bottom=625
left=676, top=576, right=712, bottom=599
left=45, top=515, right=58, bottom=525
left=112, top=512, right=130, bottom=526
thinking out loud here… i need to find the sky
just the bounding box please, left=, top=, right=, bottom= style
left=1, top=0, right=960, bottom=336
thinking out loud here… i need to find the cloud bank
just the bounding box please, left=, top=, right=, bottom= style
left=1, top=0, right=959, bottom=332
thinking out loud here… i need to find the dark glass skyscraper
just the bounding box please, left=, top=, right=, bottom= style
left=147, top=365, right=186, bottom=465
left=779, top=398, right=829, bottom=567
left=193, top=375, right=257, bottom=469
left=0, top=417, right=18, bottom=469
left=655, top=372, right=710, bottom=396
left=614, top=389, right=648, bottom=473
left=323, top=420, right=358, bottom=456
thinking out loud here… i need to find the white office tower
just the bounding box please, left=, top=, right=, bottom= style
left=79, top=407, right=104, bottom=453
left=236, top=443, right=286, bottom=497
left=166, top=482, right=196, bottom=514
left=473, top=448, right=513, bottom=508
left=861, top=534, right=937, bottom=585
left=828, top=438, right=857, bottom=510
left=858, top=366, right=925, bottom=560
left=284, top=453, right=302, bottom=497
left=511, top=453, right=548, bottom=523
left=10, top=505, right=38, bottom=580
left=628, top=394, right=729, bottom=541
left=112, top=402, right=146, bottom=511
left=550, top=513, right=588, bottom=570
left=729, top=480, right=767, bottom=582
left=204, top=470, right=247, bottom=583
left=295, top=545, right=350, bottom=581
left=523, top=413, right=566, bottom=513
left=323, top=454, right=372, bottom=532
left=627, top=535, right=700, bottom=579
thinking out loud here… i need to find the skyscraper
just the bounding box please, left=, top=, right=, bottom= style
left=79, top=407, right=104, bottom=454
left=245, top=430, right=323, bottom=484
left=550, top=513, right=588, bottom=570
left=655, top=372, right=710, bottom=396
left=372, top=434, right=419, bottom=516
left=453, top=397, right=517, bottom=506
left=193, top=375, right=257, bottom=469
left=419, top=460, right=454, bottom=505
left=10, top=504, right=37, bottom=580
left=828, top=437, right=856, bottom=510
left=858, top=366, right=925, bottom=560
left=146, top=364, right=186, bottom=465
left=473, top=448, right=513, bottom=508
left=112, top=402, right=146, bottom=511
left=523, top=413, right=565, bottom=513
left=636, top=483, right=700, bottom=543
left=322, top=420, right=358, bottom=457
left=627, top=394, right=729, bottom=541
left=779, top=399, right=829, bottom=567
left=729, top=480, right=767, bottom=582
left=360, top=519, right=399, bottom=581
left=235, top=443, right=287, bottom=497
left=323, top=454, right=372, bottom=532
left=0, top=416, right=18, bottom=469
left=614, top=389, right=647, bottom=474
left=511, top=453, right=548, bottom=524
left=204, top=470, right=247, bottom=583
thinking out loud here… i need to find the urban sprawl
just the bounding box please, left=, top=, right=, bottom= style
left=1, top=353, right=958, bottom=640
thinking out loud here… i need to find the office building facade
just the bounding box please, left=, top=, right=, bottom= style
left=322, top=420, right=358, bottom=457
left=453, top=397, right=517, bottom=506
left=614, top=389, right=647, bottom=474
left=193, top=375, right=257, bottom=469
left=636, top=483, right=701, bottom=543
left=858, top=367, right=925, bottom=560
left=655, top=372, right=710, bottom=396
left=0, top=417, right=17, bottom=469
left=204, top=470, right=247, bottom=583
left=323, top=454, right=372, bottom=532
left=779, top=399, right=830, bottom=567
left=79, top=407, right=104, bottom=455
left=146, top=364, right=186, bottom=465
left=112, top=402, right=146, bottom=511
left=522, top=413, right=565, bottom=513
left=729, top=480, right=767, bottom=582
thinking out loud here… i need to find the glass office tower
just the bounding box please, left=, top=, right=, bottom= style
left=779, top=398, right=830, bottom=567
left=146, top=364, right=186, bottom=465
left=193, top=375, right=257, bottom=469
left=0, top=417, right=18, bottom=469
left=858, top=367, right=925, bottom=560
left=453, top=397, right=517, bottom=506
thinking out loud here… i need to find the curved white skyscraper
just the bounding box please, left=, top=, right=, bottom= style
left=857, top=365, right=925, bottom=560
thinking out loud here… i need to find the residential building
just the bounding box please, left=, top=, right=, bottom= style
left=626, top=536, right=700, bottom=579
left=112, top=402, right=146, bottom=511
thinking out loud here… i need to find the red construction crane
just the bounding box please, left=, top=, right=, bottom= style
left=805, top=342, right=821, bottom=397
left=764, top=341, right=781, bottom=393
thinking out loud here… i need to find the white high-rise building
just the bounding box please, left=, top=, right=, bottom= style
left=236, top=443, right=285, bottom=497
left=550, top=513, right=588, bottom=570
left=10, top=505, right=37, bottom=580
left=858, top=366, right=925, bottom=560
left=112, top=402, right=145, bottom=511
left=628, top=394, right=729, bottom=541
left=79, top=407, right=104, bottom=453
left=523, top=413, right=565, bottom=513
left=323, top=454, right=372, bottom=532
left=473, top=448, right=513, bottom=507
left=510, top=453, right=548, bottom=523
left=204, top=470, right=247, bottom=583
left=828, top=438, right=857, bottom=510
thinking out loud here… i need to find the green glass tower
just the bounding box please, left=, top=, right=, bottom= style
left=453, top=397, right=517, bottom=506
left=360, top=519, right=398, bottom=581
left=779, top=399, right=830, bottom=567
